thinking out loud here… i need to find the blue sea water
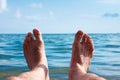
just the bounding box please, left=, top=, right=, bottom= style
left=0, top=34, right=120, bottom=80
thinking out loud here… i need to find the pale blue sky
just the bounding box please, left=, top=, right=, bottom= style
left=0, top=0, right=120, bottom=33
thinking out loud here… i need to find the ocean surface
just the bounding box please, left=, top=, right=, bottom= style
left=0, top=34, right=120, bottom=80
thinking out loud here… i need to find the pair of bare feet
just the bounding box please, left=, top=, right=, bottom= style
left=7, top=29, right=105, bottom=80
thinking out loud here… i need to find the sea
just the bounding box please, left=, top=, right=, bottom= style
left=0, top=33, right=120, bottom=80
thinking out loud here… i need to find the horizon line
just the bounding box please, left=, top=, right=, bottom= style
left=0, top=32, right=120, bottom=34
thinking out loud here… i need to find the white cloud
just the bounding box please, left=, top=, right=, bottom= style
left=29, top=3, right=43, bottom=9
left=0, top=0, right=7, bottom=13
left=15, top=9, right=21, bottom=18
left=97, top=0, right=120, bottom=4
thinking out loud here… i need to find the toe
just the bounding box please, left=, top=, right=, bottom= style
left=86, top=36, right=94, bottom=52
left=23, top=36, right=29, bottom=60
left=23, top=33, right=29, bottom=47
left=74, top=30, right=84, bottom=43
left=23, top=32, right=33, bottom=52
left=33, top=28, right=43, bottom=42
left=27, top=32, right=34, bottom=42
left=82, top=34, right=94, bottom=57
left=25, top=32, right=33, bottom=42
left=82, top=34, right=88, bottom=44
left=23, top=32, right=32, bottom=51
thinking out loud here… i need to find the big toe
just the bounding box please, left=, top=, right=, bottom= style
left=74, top=30, right=84, bottom=43
left=33, top=28, right=43, bottom=42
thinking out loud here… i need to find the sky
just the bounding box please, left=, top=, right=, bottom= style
left=0, top=0, right=120, bottom=33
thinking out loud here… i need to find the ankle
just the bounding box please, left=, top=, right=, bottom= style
left=31, top=64, right=49, bottom=75
left=70, top=63, right=86, bottom=73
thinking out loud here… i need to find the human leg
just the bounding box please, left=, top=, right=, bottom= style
left=69, top=30, right=106, bottom=80
left=7, top=29, right=49, bottom=80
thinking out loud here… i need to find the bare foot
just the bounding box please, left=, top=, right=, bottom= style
left=69, top=30, right=94, bottom=80
left=23, top=28, right=49, bottom=79
left=23, top=28, right=47, bottom=70
left=7, top=29, right=50, bottom=80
